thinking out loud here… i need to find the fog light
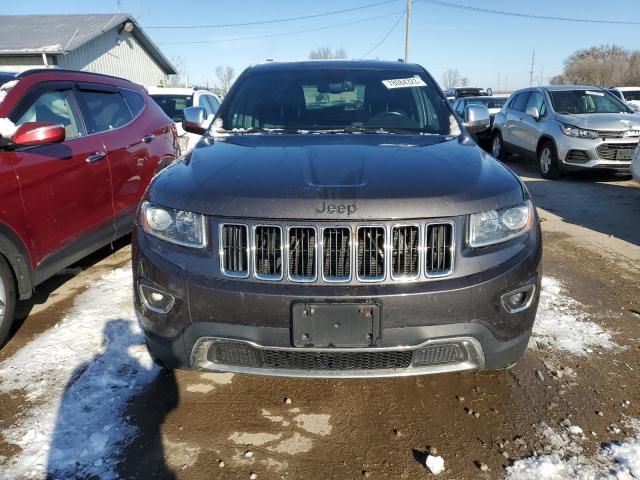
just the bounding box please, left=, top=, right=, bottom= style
left=500, top=284, right=536, bottom=313
left=139, top=284, right=175, bottom=314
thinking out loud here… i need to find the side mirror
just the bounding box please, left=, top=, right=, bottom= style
left=463, top=104, right=491, bottom=133
left=11, top=122, right=65, bottom=146
left=525, top=106, right=540, bottom=121
left=182, top=106, right=208, bottom=135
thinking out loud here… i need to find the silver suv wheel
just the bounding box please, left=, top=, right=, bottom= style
left=540, top=147, right=552, bottom=174
left=491, top=135, right=501, bottom=158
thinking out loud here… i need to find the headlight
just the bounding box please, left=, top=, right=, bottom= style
left=469, top=200, right=532, bottom=247
left=141, top=202, right=206, bottom=248
left=559, top=123, right=598, bottom=139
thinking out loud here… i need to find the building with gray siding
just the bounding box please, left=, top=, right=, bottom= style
left=0, top=14, right=176, bottom=86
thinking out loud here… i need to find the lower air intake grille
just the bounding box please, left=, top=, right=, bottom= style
left=262, top=350, right=412, bottom=370
left=391, top=226, right=419, bottom=279
left=323, top=227, right=351, bottom=281
left=357, top=226, right=385, bottom=281
left=566, top=150, right=589, bottom=164
left=210, top=342, right=261, bottom=367
left=254, top=226, right=283, bottom=280
left=220, top=224, right=248, bottom=276
left=413, top=344, right=466, bottom=366
left=425, top=223, right=453, bottom=277
left=288, top=227, right=317, bottom=281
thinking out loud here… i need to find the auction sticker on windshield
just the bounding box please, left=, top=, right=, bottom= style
left=382, top=76, right=427, bottom=89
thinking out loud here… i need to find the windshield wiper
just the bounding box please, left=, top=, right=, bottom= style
left=216, top=127, right=304, bottom=134
left=309, top=126, right=435, bottom=135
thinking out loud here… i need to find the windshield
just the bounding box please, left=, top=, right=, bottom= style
left=621, top=90, right=640, bottom=102
left=466, top=97, right=506, bottom=109
left=150, top=94, right=193, bottom=123
left=548, top=89, right=630, bottom=114
left=220, top=68, right=454, bottom=134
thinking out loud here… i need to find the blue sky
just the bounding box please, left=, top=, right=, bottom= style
left=4, top=0, right=639, bottom=90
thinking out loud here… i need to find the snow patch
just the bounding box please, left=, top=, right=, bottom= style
left=505, top=419, right=640, bottom=479
left=531, top=277, right=618, bottom=356
left=0, top=267, right=157, bottom=479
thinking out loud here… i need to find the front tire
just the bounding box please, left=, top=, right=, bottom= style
left=538, top=141, right=561, bottom=179
left=491, top=132, right=506, bottom=160
left=0, top=256, right=16, bottom=348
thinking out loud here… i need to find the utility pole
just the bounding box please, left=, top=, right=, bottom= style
left=404, top=0, right=411, bottom=62
left=529, top=50, right=536, bottom=87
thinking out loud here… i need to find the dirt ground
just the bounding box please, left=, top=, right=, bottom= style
left=1, top=158, right=639, bottom=479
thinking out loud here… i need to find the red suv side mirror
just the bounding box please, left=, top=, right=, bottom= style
left=11, top=122, right=65, bottom=147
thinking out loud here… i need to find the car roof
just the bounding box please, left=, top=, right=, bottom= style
left=611, top=86, right=640, bottom=91
left=457, top=96, right=505, bottom=101
left=147, top=86, right=195, bottom=95
left=0, top=71, right=17, bottom=83
left=541, top=85, right=606, bottom=92
left=247, top=60, right=424, bottom=73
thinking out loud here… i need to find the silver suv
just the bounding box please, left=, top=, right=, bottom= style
left=491, top=85, right=640, bottom=179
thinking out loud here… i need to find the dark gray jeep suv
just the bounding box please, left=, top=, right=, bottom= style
left=132, top=60, right=542, bottom=378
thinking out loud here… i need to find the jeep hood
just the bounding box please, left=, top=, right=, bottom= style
left=149, top=134, right=524, bottom=220
left=554, top=112, right=640, bottom=131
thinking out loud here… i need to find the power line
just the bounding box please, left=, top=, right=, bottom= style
left=159, top=13, right=399, bottom=45
left=360, top=12, right=405, bottom=59
left=417, top=0, right=640, bottom=25
left=146, top=0, right=398, bottom=29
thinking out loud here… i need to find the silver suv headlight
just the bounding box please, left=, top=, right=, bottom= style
left=559, top=123, right=598, bottom=139
left=469, top=200, right=533, bottom=247
left=141, top=202, right=206, bottom=248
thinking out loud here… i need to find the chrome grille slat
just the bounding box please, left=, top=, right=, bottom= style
left=425, top=222, right=454, bottom=277
left=254, top=226, right=283, bottom=280
left=596, top=143, right=636, bottom=161
left=357, top=226, right=385, bottom=281
left=220, top=224, right=249, bottom=277
left=322, top=227, right=351, bottom=282
left=391, top=225, right=419, bottom=280
left=288, top=227, right=317, bottom=282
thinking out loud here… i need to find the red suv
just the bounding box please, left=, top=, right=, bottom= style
left=0, top=69, right=179, bottom=346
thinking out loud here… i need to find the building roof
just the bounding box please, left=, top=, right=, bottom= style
left=0, top=14, right=176, bottom=74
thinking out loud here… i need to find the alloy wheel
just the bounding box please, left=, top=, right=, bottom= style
left=492, top=135, right=501, bottom=158
left=540, top=147, right=552, bottom=174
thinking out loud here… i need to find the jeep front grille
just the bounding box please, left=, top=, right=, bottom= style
left=391, top=225, right=420, bottom=280
left=219, top=221, right=455, bottom=283
left=220, top=224, right=249, bottom=277
left=288, top=227, right=317, bottom=282
left=425, top=222, right=454, bottom=277
left=322, top=227, right=351, bottom=281
left=254, top=226, right=283, bottom=280
left=357, top=226, right=385, bottom=281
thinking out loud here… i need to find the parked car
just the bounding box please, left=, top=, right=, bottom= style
left=133, top=60, right=541, bottom=378
left=491, top=85, right=640, bottom=179
left=452, top=87, right=487, bottom=99
left=0, top=69, right=179, bottom=346
left=452, top=96, right=507, bottom=143
left=147, top=86, right=221, bottom=154
left=632, top=142, right=640, bottom=183
left=609, top=87, right=640, bottom=113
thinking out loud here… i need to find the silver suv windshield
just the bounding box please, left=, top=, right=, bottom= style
left=549, top=89, right=630, bottom=115
left=220, top=68, right=455, bottom=135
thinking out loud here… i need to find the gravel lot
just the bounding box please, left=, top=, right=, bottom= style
left=1, top=158, right=639, bottom=480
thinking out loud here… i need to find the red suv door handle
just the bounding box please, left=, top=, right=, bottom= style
left=86, top=151, right=106, bottom=164
left=142, top=134, right=155, bottom=143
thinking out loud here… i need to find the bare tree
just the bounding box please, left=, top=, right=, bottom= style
left=309, top=46, right=347, bottom=60
left=214, top=66, right=235, bottom=97
left=555, top=44, right=630, bottom=87
left=441, top=69, right=462, bottom=89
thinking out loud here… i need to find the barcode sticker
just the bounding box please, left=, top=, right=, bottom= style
left=382, top=76, right=427, bottom=89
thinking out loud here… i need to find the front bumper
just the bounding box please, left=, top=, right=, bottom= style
left=556, top=135, right=636, bottom=171
left=132, top=222, right=542, bottom=377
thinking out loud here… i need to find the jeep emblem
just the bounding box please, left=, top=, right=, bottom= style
left=316, top=201, right=357, bottom=215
